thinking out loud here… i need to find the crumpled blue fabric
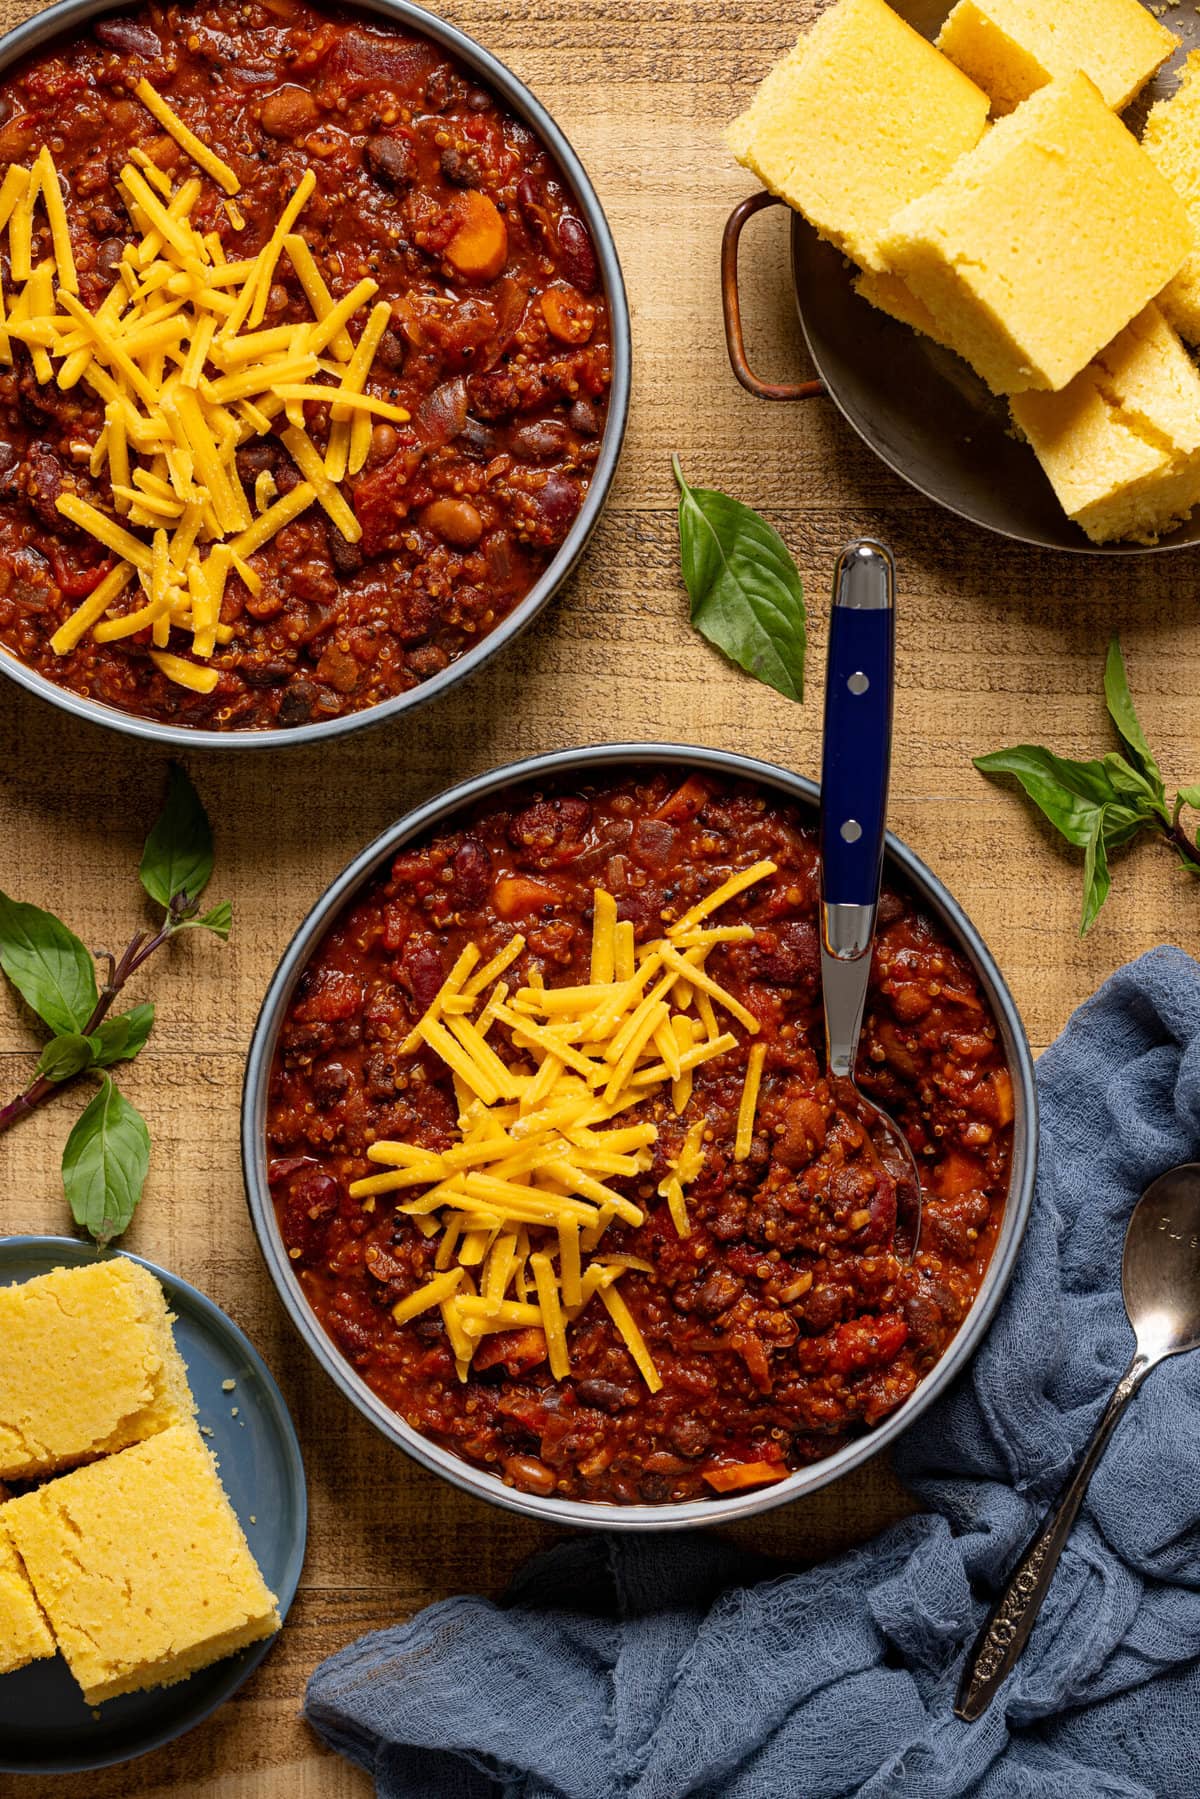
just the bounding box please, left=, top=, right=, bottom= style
left=305, top=946, right=1200, bottom=1799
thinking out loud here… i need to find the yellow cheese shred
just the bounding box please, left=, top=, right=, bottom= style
left=599, top=1284, right=661, bottom=1393
left=4, top=108, right=405, bottom=691
left=361, top=865, right=776, bottom=1389
left=134, top=79, right=241, bottom=197
left=735, top=1042, right=767, bottom=1162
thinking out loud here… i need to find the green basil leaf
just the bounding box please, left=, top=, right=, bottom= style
left=36, top=1032, right=101, bottom=1082
left=173, top=899, right=232, bottom=941
left=1101, top=752, right=1161, bottom=813
left=139, top=764, right=213, bottom=916
left=1081, top=813, right=1112, bottom=936
left=91, top=1003, right=155, bottom=1067
left=1175, top=785, right=1200, bottom=814
left=1104, top=639, right=1167, bottom=812
left=1100, top=801, right=1152, bottom=853
left=0, top=891, right=99, bottom=1034
left=61, top=1075, right=150, bottom=1246
left=672, top=455, right=806, bottom=702
left=973, top=746, right=1118, bottom=848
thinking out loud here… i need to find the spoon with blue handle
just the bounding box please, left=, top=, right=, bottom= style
left=819, top=540, right=922, bottom=1260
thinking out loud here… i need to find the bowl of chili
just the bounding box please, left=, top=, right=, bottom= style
left=243, top=743, right=1038, bottom=1529
left=0, top=0, right=629, bottom=743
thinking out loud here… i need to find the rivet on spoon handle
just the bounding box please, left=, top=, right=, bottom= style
left=955, top=1164, right=1200, bottom=1722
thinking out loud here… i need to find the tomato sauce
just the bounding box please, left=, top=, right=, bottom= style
left=267, top=772, right=1013, bottom=1505
left=0, top=0, right=612, bottom=728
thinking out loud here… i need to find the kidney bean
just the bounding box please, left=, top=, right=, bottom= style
left=528, top=470, right=581, bottom=542
left=93, top=17, right=161, bottom=55
left=568, top=397, right=601, bottom=436
left=508, top=418, right=568, bottom=461
left=400, top=937, right=445, bottom=1011
left=556, top=214, right=599, bottom=292
left=452, top=837, right=492, bottom=904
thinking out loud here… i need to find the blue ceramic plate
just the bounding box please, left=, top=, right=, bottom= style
left=0, top=1236, right=307, bottom=1775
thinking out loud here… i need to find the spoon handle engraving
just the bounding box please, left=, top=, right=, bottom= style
left=955, top=1352, right=1155, bottom=1722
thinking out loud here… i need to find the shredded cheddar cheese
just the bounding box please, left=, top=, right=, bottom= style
left=3, top=107, right=406, bottom=692
left=360, top=865, right=776, bottom=1390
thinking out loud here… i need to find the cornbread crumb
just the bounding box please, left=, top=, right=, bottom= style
left=879, top=74, right=1193, bottom=394
left=0, top=1259, right=195, bottom=1482
left=0, top=1509, right=55, bottom=1675
left=725, top=0, right=989, bottom=272
left=221, top=1379, right=237, bottom=1392
left=937, top=0, right=1177, bottom=114
left=1144, top=51, right=1200, bottom=344
left=1011, top=304, right=1200, bottom=542
left=4, top=1423, right=280, bottom=1705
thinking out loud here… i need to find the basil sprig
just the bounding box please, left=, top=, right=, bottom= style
left=0, top=765, right=230, bottom=1244
left=976, top=639, right=1200, bottom=934
left=672, top=455, right=807, bottom=701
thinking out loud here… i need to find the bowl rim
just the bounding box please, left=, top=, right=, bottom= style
left=241, top=741, right=1039, bottom=1531
left=0, top=0, right=632, bottom=749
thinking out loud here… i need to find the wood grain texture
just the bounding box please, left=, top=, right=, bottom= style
left=1, top=0, right=1199, bottom=1790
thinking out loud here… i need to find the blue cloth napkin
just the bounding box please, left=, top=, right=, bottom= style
left=305, top=947, right=1200, bottom=1799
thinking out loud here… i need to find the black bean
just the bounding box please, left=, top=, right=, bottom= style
left=364, top=135, right=416, bottom=191
left=327, top=522, right=364, bottom=576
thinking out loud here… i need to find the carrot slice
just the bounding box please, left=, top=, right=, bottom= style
left=702, top=1460, right=789, bottom=1494
left=445, top=190, right=507, bottom=281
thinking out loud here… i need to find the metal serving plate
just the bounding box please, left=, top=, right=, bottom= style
left=724, top=1, right=1200, bottom=555
left=0, top=0, right=631, bottom=746
left=242, top=743, right=1038, bottom=1532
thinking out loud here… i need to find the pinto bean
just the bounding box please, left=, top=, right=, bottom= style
left=262, top=85, right=318, bottom=137
left=503, top=1455, right=556, bottom=1497
left=422, top=497, right=482, bottom=547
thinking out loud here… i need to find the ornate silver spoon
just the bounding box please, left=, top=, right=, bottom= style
left=956, top=1161, right=1200, bottom=1720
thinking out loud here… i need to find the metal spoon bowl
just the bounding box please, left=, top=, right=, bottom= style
left=956, top=1162, right=1200, bottom=1720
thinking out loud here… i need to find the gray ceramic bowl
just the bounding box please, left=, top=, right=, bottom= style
left=0, top=0, right=630, bottom=748
left=242, top=743, right=1038, bottom=1530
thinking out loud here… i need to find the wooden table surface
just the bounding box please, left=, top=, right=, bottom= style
left=2, top=0, right=1199, bottom=1791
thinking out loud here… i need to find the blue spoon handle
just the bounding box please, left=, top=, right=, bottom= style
left=819, top=541, right=895, bottom=908
left=819, top=541, right=895, bottom=1080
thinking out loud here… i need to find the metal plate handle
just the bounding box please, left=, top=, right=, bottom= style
left=721, top=192, right=826, bottom=403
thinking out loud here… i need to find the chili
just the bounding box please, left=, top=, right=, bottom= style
left=0, top=0, right=612, bottom=728
left=267, top=772, right=1014, bottom=1506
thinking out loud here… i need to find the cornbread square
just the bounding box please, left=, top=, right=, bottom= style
left=937, top=0, right=1177, bottom=116
left=0, top=1257, right=194, bottom=1481
left=1011, top=304, right=1200, bottom=543
left=853, top=270, right=956, bottom=347
left=725, top=0, right=989, bottom=272
left=0, top=1511, right=55, bottom=1675
left=1144, top=53, right=1200, bottom=346
left=3, top=1424, right=280, bottom=1705
left=878, top=74, right=1193, bottom=395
